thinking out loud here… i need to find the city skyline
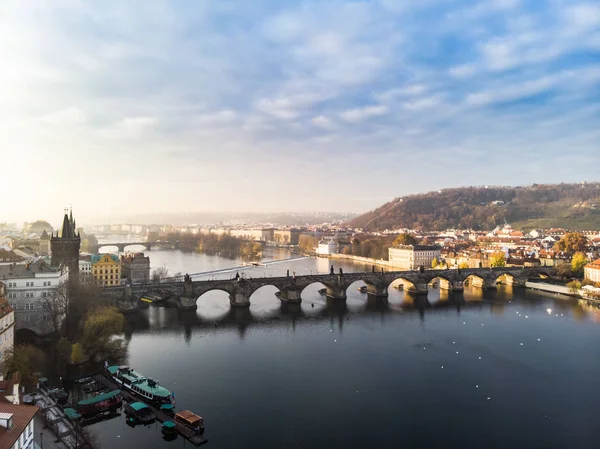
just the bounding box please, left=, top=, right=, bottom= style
left=2, top=0, right=599, bottom=223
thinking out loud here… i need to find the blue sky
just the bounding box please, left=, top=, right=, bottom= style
left=1, top=0, right=599, bottom=222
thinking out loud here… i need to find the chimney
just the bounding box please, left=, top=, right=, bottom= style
left=0, top=413, right=13, bottom=429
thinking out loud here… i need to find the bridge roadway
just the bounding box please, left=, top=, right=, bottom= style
left=90, top=240, right=175, bottom=252
left=101, top=266, right=552, bottom=312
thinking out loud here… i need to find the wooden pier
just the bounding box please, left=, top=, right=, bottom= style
left=94, top=375, right=208, bottom=446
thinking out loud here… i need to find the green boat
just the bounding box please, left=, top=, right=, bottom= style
left=76, top=390, right=122, bottom=417
left=107, top=365, right=172, bottom=405
left=124, top=401, right=155, bottom=424
left=161, top=420, right=177, bottom=438
left=64, top=408, right=82, bottom=421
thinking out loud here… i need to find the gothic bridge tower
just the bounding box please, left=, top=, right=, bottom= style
left=51, top=208, right=81, bottom=288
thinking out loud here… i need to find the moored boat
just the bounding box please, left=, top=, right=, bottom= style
left=318, top=288, right=327, bottom=295
left=161, top=403, right=175, bottom=417
left=76, top=390, right=122, bottom=418
left=107, top=365, right=172, bottom=405
left=175, top=410, right=204, bottom=435
left=161, top=420, right=177, bottom=438
left=358, top=286, right=367, bottom=293
left=124, top=401, right=155, bottom=424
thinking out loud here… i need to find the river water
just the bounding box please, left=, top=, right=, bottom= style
left=84, top=247, right=600, bottom=449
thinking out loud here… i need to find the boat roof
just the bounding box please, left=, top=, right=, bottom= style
left=78, top=390, right=121, bottom=406
left=129, top=402, right=149, bottom=411
left=161, top=404, right=174, bottom=410
left=176, top=410, right=202, bottom=421
left=162, top=421, right=176, bottom=428
left=108, top=365, right=172, bottom=398
left=64, top=408, right=82, bottom=420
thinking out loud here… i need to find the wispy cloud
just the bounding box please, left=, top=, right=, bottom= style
left=1, top=0, right=599, bottom=221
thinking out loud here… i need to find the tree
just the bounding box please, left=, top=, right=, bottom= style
left=554, top=263, right=574, bottom=279
left=458, top=261, right=470, bottom=269
left=567, top=280, right=582, bottom=295
left=2, top=345, right=45, bottom=391
left=152, top=266, right=169, bottom=283
left=553, top=232, right=588, bottom=254
left=298, top=234, right=318, bottom=254
left=431, top=257, right=439, bottom=268
left=172, top=272, right=184, bottom=282
left=489, top=251, right=506, bottom=268
left=392, top=233, right=417, bottom=247
left=71, top=343, right=84, bottom=364
left=41, top=282, right=69, bottom=335
left=571, top=252, right=587, bottom=278
left=80, top=306, right=127, bottom=363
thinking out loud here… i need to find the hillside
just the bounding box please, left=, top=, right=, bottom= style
left=349, top=183, right=600, bottom=231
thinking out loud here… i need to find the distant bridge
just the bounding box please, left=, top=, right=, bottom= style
left=88, top=241, right=178, bottom=253
left=101, top=266, right=553, bottom=313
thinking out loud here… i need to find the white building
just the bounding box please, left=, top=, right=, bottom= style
left=0, top=282, right=15, bottom=364
left=584, top=259, right=600, bottom=283
left=388, top=245, right=441, bottom=270
left=317, top=239, right=338, bottom=255
left=0, top=403, right=39, bottom=449
left=0, top=261, right=69, bottom=335
left=79, top=257, right=92, bottom=286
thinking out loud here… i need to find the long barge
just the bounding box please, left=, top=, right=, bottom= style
left=106, top=365, right=172, bottom=405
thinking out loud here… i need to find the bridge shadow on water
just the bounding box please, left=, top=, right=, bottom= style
left=123, top=288, right=515, bottom=344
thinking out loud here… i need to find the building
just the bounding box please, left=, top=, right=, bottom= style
left=316, top=239, right=338, bottom=256
left=388, top=245, right=441, bottom=270
left=0, top=403, right=39, bottom=449
left=50, top=209, right=80, bottom=289
left=0, top=373, right=21, bottom=405
left=37, top=230, right=50, bottom=256
left=584, top=259, right=600, bottom=283
left=78, top=256, right=92, bottom=287
left=0, top=283, right=15, bottom=366
left=26, top=220, right=53, bottom=236
left=91, top=254, right=121, bottom=287
left=0, top=261, right=69, bottom=335
left=0, top=252, right=22, bottom=265
left=120, top=252, right=150, bottom=284
left=272, top=229, right=301, bottom=245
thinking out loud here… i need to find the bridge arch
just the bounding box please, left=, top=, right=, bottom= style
left=300, top=281, right=330, bottom=299
left=387, top=275, right=418, bottom=293
left=248, top=284, right=281, bottom=302
left=194, top=288, right=232, bottom=319
left=196, top=287, right=233, bottom=302
left=123, top=243, right=147, bottom=252
left=495, top=272, right=517, bottom=285
left=464, top=274, right=488, bottom=289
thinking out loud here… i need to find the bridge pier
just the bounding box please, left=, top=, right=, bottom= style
left=365, top=282, right=389, bottom=298
left=439, top=279, right=464, bottom=292
left=405, top=282, right=428, bottom=296
left=229, top=292, right=250, bottom=307
left=325, top=285, right=347, bottom=300
left=179, top=296, right=197, bottom=309
left=278, top=288, right=302, bottom=304
left=117, top=285, right=139, bottom=313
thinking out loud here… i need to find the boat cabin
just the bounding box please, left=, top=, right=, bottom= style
left=124, top=402, right=155, bottom=424
left=175, top=410, right=204, bottom=434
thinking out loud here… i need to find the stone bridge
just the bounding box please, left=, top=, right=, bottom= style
left=101, top=267, right=553, bottom=313
left=90, top=241, right=177, bottom=252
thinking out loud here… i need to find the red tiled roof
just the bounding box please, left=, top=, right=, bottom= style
left=0, top=403, right=38, bottom=449
left=585, top=259, right=600, bottom=270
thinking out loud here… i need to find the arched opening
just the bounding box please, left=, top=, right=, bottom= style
left=426, top=276, right=451, bottom=305
left=300, top=282, right=328, bottom=313
left=98, top=245, right=119, bottom=254
left=195, top=288, right=231, bottom=320
left=123, top=244, right=147, bottom=253
left=345, top=280, right=368, bottom=312
left=496, top=273, right=516, bottom=286
left=386, top=277, right=414, bottom=307
left=463, top=275, right=486, bottom=302
left=248, top=285, right=281, bottom=317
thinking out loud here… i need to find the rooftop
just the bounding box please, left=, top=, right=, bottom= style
left=0, top=403, right=38, bottom=449
left=91, top=254, right=119, bottom=264
left=0, top=260, right=62, bottom=280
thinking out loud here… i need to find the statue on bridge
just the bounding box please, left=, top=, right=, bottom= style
left=184, top=273, right=191, bottom=283
left=372, top=265, right=375, bottom=273
left=330, top=265, right=334, bottom=275
left=235, top=272, right=240, bottom=280
left=339, top=267, right=343, bottom=276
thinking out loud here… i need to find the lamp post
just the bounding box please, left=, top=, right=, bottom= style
left=40, top=431, right=43, bottom=449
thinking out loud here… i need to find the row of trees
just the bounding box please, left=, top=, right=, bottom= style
left=151, top=231, right=262, bottom=259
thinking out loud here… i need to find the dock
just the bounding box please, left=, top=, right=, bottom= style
left=94, top=375, right=208, bottom=446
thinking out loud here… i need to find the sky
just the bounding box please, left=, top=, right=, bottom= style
left=1, top=0, right=599, bottom=224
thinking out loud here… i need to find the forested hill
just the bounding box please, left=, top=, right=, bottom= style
left=349, top=183, right=600, bottom=231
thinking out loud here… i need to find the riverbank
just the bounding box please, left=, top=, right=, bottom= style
left=320, top=253, right=392, bottom=268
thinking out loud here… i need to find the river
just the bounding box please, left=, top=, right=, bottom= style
left=81, top=247, right=600, bottom=448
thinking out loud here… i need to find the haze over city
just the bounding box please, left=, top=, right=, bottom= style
left=3, top=0, right=599, bottom=223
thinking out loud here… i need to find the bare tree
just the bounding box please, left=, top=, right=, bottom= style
left=41, top=282, right=69, bottom=335
left=151, top=266, right=169, bottom=283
